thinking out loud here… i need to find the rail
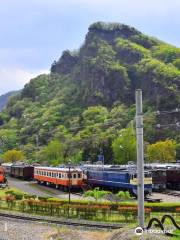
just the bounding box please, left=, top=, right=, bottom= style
left=147, top=214, right=180, bottom=237
left=0, top=212, right=122, bottom=229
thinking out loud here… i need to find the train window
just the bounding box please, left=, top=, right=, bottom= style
left=73, top=174, right=76, bottom=179
left=49, top=172, right=51, bottom=177
left=62, top=174, right=64, bottom=178
left=78, top=173, right=81, bottom=178
left=59, top=173, right=61, bottom=178
left=145, top=172, right=151, bottom=178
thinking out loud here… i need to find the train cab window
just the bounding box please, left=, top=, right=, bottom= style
left=78, top=173, right=81, bottom=178
left=73, top=174, right=77, bottom=179
left=145, top=172, right=151, bottom=178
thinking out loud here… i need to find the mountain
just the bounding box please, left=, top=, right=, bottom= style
left=0, top=91, right=19, bottom=112
left=0, top=22, right=179, bottom=163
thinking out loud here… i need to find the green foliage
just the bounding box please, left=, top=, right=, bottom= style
left=0, top=22, right=179, bottom=164
left=152, top=44, right=180, bottom=63
left=0, top=129, right=18, bottom=153
left=112, top=127, right=136, bottom=164
left=175, top=143, right=180, bottom=160
left=84, top=187, right=110, bottom=201
left=43, top=140, right=64, bottom=165
left=116, top=191, right=132, bottom=200
left=3, top=149, right=25, bottom=162
left=146, top=139, right=176, bottom=162
left=116, top=38, right=150, bottom=63
left=173, top=58, right=180, bottom=70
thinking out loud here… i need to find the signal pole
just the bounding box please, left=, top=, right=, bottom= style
left=135, top=89, right=145, bottom=229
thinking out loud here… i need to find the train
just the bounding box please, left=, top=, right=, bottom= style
left=34, top=166, right=84, bottom=190
left=145, top=163, right=180, bottom=191
left=84, top=168, right=152, bottom=196
left=10, top=165, right=34, bottom=180
left=0, top=165, right=7, bottom=186
left=2, top=162, right=180, bottom=194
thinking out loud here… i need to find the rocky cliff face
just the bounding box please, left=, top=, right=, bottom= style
left=50, top=22, right=180, bottom=109
left=0, top=22, right=179, bottom=156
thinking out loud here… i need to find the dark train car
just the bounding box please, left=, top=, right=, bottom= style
left=166, top=168, right=180, bottom=190
left=152, top=169, right=167, bottom=191
left=85, top=169, right=152, bottom=197
left=1, top=163, right=13, bottom=175
left=10, top=165, right=34, bottom=180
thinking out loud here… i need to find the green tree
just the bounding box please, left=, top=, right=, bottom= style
left=43, top=140, right=64, bottom=165
left=3, top=149, right=25, bottom=162
left=175, top=143, right=180, bottom=160
left=112, top=127, right=136, bottom=164
left=146, top=139, right=176, bottom=162
left=0, top=129, right=18, bottom=153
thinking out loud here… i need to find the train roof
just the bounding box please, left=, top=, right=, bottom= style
left=1, top=163, right=13, bottom=167
left=11, top=165, right=33, bottom=168
left=34, top=166, right=82, bottom=172
left=145, top=163, right=180, bottom=169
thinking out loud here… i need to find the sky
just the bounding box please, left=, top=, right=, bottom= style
left=0, top=0, right=180, bottom=95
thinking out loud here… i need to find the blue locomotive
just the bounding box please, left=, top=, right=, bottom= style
left=83, top=165, right=152, bottom=197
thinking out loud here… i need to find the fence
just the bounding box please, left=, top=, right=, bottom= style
left=0, top=199, right=179, bottom=223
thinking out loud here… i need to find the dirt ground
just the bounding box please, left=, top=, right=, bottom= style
left=51, top=226, right=174, bottom=240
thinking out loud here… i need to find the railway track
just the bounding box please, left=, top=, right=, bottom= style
left=0, top=212, right=122, bottom=230
left=161, top=190, right=180, bottom=198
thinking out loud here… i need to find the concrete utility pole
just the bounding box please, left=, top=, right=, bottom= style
left=135, top=89, right=145, bottom=229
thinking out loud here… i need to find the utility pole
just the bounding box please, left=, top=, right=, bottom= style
left=135, top=89, right=145, bottom=229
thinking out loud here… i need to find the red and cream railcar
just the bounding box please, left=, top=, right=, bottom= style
left=34, top=166, right=84, bottom=190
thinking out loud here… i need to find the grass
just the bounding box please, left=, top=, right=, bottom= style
left=172, top=229, right=180, bottom=239
left=0, top=187, right=25, bottom=197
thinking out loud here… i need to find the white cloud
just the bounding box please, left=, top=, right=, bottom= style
left=0, top=66, right=49, bottom=95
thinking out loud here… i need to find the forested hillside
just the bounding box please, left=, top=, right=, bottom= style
left=0, top=22, right=179, bottom=164
left=0, top=91, right=19, bottom=112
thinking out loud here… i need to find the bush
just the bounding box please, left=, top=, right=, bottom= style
left=38, top=196, right=49, bottom=202
left=5, top=190, right=14, bottom=195
left=24, top=194, right=37, bottom=199
left=13, top=192, right=24, bottom=200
